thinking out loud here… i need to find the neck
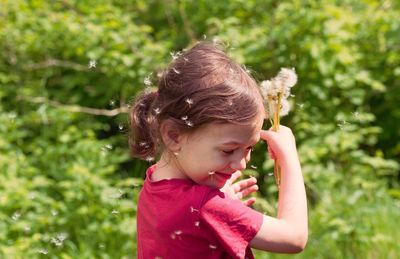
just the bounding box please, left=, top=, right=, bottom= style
left=152, top=152, right=188, bottom=181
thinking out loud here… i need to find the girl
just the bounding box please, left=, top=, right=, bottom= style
left=129, top=42, right=308, bottom=259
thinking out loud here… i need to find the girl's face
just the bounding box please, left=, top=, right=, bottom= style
left=175, top=117, right=264, bottom=189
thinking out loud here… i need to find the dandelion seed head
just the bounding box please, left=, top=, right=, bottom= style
left=279, top=99, right=290, bottom=116
left=277, top=68, right=297, bottom=88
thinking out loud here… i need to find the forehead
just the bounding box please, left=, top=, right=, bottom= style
left=190, top=119, right=263, bottom=145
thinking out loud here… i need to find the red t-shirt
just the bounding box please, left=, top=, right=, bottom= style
left=137, top=165, right=263, bottom=259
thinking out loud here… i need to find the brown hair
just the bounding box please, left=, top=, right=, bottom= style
left=129, top=42, right=265, bottom=160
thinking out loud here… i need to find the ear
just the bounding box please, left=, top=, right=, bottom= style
left=159, top=119, right=186, bottom=152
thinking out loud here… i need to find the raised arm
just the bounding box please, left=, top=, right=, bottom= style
left=250, top=126, right=308, bottom=253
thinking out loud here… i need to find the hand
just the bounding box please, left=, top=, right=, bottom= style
left=260, top=125, right=297, bottom=161
left=220, top=171, right=258, bottom=206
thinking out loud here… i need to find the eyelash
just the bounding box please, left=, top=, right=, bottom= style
left=222, top=146, right=254, bottom=155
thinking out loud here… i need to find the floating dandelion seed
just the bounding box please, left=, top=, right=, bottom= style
left=203, top=34, right=207, bottom=40
left=209, top=244, right=218, bottom=249
left=243, top=65, right=251, bottom=74
left=28, top=192, right=36, bottom=200
left=208, top=172, right=215, bottom=175
left=37, top=248, right=49, bottom=255
left=190, top=206, right=199, bottom=213
left=88, top=60, right=96, bottom=69
left=51, top=237, right=63, bottom=247
left=250, top=165, right=257, bottom=169
left=170, top=230, right=182, bottom=240
left=185, top=120, right=193, bottom=127
left=109, top=99, right=116, bottom=107
left=111, top=210, right=119, bottom=214
left=145, top=156, right=155, bottom=162
left=144, top=76, right=152, bottom=86
left=352, top=111, right=360, bottom=118
left=338, top=120, right=349, bottom=130
left=139, top=141, right=147, bottom=147
left=51, top=210, right=58, bottom=216
left=194, top=221, right=200, bottom=227
left=212, top=36, right=220, bottom=45
left=181, top=116, right=188, bottom=121
left=118, top=124, right=124, bottom=130
left=170, top=51, right=182, bottom=60
left=12, top=211, right=21, bottom=221
left=297, top=103, right=304, bottom=109
left=185, top=98, right=193, bottom=106
left=105, top=144, right=112, bottom=150
left=172, top=67, right=180, bottom=74
left=154, top=107, right=161, bottom=115
left=268, top=172, right=274, bottom=176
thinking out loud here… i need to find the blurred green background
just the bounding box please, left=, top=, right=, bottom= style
left=1, top=0, right=399, bottom=258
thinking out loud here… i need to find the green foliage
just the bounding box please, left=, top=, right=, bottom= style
left=0, top=0, right=399, bottom=258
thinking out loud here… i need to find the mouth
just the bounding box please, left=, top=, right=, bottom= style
left=213, top=171, right=233, bottom=181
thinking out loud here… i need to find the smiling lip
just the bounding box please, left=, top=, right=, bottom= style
left=214, top=172, right=233, bottom=180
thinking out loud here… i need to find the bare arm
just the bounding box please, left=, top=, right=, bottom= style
left=250, top=126, right=308, bottom=253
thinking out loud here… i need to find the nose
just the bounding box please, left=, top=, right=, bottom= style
left=230, top=151, right=250, bottom=171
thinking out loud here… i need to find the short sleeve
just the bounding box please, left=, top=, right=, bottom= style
left=199, top=190, right=263, bottom=258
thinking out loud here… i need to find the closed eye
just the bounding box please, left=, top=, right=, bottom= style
left=222, top=146, right=254, bottom=155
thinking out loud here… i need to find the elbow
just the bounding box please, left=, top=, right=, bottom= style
left=289, top=232, right=308, bottom=253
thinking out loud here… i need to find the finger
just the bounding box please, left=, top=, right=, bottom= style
left=232, top=176, right=257, bottom=192
left=240, top=184, right=259, bottom=198
left=268, top=146, right=276, bottom=160
left=243, top=197, right=257, bottom=207
left=227, top=170, right=242, bottom=185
